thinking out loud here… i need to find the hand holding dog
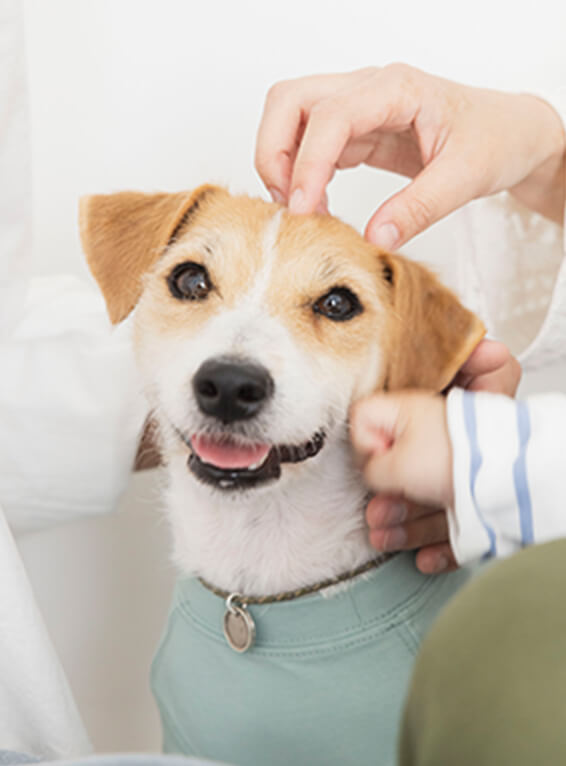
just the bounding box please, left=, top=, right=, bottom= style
left=255, top=64, right=565, bottom=248
left=350, top=340, right=521, bottom=574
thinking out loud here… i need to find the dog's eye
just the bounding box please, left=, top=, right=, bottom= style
left=313, top=287, right=363, bottom=321
left=167, top=262, right=212, bottom=301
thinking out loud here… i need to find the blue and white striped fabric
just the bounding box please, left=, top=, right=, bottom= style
left=446, top=388, right=566, bottom=565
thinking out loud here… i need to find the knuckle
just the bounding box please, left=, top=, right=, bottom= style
left=355, top=65, right=380, bottom=82
left=383, top=61, right=418, bottom=84
left=309, top=98, right=336, bottom=121
left=307, top=100, right=352, bottom=146
left=403, top=193, right=437, bottom=233
left=265, top=79, right=292, bottom=104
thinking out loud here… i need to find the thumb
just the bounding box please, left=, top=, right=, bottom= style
left=365, top=151, right=476, bottom=249
left=362, top=446, right=410, bottom=496
left=350, top=394, right=404, bottom=457
left=350, top=394, right=413, bottom=495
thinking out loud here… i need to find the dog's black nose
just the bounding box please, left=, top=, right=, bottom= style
left=193, top=359, right=274, bottom=422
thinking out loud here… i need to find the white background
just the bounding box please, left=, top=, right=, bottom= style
left=18, top=0, right=566, bottom=752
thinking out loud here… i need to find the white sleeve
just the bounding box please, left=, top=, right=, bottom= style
left=0, top=275, right=147, bottom=533
left=446, top=387, right=566, bottom=565
left=455, top=88, right=566, bottom=370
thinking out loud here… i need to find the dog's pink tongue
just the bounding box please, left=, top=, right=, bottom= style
left=191, top=434, right=271, bottom=469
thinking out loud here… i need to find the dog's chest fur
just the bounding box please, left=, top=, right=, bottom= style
left=163, top=433, right=376, bottom=595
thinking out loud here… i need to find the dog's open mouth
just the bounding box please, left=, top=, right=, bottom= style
left=185, top=431, right=326, bottom=490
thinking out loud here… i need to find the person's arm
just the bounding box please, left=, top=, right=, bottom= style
left=255, top=65, right=566, bottom=248
left=351, top=387, right=566, bottom=566
left=0, top=276, right=147, bottom=533
left=446, top=387, right=566, bottom=562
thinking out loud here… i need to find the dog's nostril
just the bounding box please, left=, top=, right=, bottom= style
left=238, top=383, right=265, bottom=404
left=197, top=380, right=218, bottom=399
left=193, top=358, right=274, bottom=422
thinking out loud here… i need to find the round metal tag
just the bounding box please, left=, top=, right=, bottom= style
left=223, top=602, right=256, bottom=653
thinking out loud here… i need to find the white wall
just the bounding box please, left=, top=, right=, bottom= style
left=19, top=0, right=566, bottom=752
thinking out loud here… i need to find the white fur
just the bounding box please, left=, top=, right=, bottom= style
left=138, top=211, right=381, bottom=594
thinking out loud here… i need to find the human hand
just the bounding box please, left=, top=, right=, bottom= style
left=255, top=65, right=566, bottom=248
left=350, top=340, right=521, bottom=574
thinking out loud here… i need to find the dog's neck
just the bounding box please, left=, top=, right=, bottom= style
left=161, top=432, right=376, bottom=595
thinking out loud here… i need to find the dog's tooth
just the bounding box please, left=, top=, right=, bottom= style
left=248, top=451, right=270, bottom=472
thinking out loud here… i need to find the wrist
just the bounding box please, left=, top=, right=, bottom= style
left=510, top=94, right=566, bottom=223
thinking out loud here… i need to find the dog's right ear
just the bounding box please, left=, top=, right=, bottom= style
left=79, top=185, right=220, bottom=324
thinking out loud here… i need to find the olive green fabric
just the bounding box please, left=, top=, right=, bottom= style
left=151, top=554, right=471, bottom=766
left=400, top=539, right=566, bottom=766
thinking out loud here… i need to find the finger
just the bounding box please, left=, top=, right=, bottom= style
left=365, top=147, right=479, bottom=249
left=415, top=543, right=459, bottom=575
left=362, top=445, right=410, bottom=496
left=255, top=73, right=357, bottom=200
left=465, top=360, right=522, bottom=395
left=368, top=510, right=449, bottom=552
left=366, top=496, right=439, bottom=529
left=453, top=340, right=522, bottom=395
left=288, top=68, right=420, bottom=214
left=254, top=89, right=302, bottom=200
left=349, top=394, right=402, bottom=459
left=458, top=339, right=511, bottom=378
left=366, top=495, right=407, bottom=528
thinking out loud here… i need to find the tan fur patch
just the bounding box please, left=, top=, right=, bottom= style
left=135, top=193, right=281, bottom=339
left=81, top=187, right=485, bottom=396
left=266, top=212, right=390, bottom=372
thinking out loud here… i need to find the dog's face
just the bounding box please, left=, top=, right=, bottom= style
left=80, top=186, right=484, bottom=495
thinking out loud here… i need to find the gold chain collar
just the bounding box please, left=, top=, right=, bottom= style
left=198, top=552, right=397, bottom=606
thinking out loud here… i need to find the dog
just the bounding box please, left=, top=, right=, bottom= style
left=80, top=186, right=484, bottom=766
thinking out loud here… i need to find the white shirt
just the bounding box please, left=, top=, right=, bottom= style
left=0, top=0, right=145, bottom=757
left=446, top=92, right=566, bottom=565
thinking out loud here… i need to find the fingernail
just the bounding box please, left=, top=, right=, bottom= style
left=433, top=554, right=449, bottom=573
left=289, top=188, right=308, bottom=214
left=269, top=187, right=285, bottom=204
left=383, top=526, right=407, bottom=550
left=387, top=502, right=408, bottom=525
left=372, top=222, right=400, bottom=251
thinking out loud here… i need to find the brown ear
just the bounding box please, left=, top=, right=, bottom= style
left=379, top=252, right=485, bottom=392
left=79, top=185, right=219, bottom=323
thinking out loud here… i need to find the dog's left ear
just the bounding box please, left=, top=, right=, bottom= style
left=378, top=252, right=485, bottom=392
left=79, top=185, right=219, bottom=324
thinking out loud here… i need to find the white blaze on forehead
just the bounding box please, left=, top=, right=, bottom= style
left=245, top=209, right=283, bottom=302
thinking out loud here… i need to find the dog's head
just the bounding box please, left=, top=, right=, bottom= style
left=80, top=186, right=484, bottom=493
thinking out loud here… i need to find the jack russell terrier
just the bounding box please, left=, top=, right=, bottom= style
left=80, top=186, right=484, bottom=766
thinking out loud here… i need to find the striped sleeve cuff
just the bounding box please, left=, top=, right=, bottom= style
left=445, top=388, right=534, bottom=565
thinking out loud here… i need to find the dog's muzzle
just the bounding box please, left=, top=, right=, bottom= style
left=181, top=357, right=325, bottom=490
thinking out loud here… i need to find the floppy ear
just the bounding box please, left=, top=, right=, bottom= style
left=79, top=185, right=219, bottom=323
left=379, top=252, right=485, bottom=392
